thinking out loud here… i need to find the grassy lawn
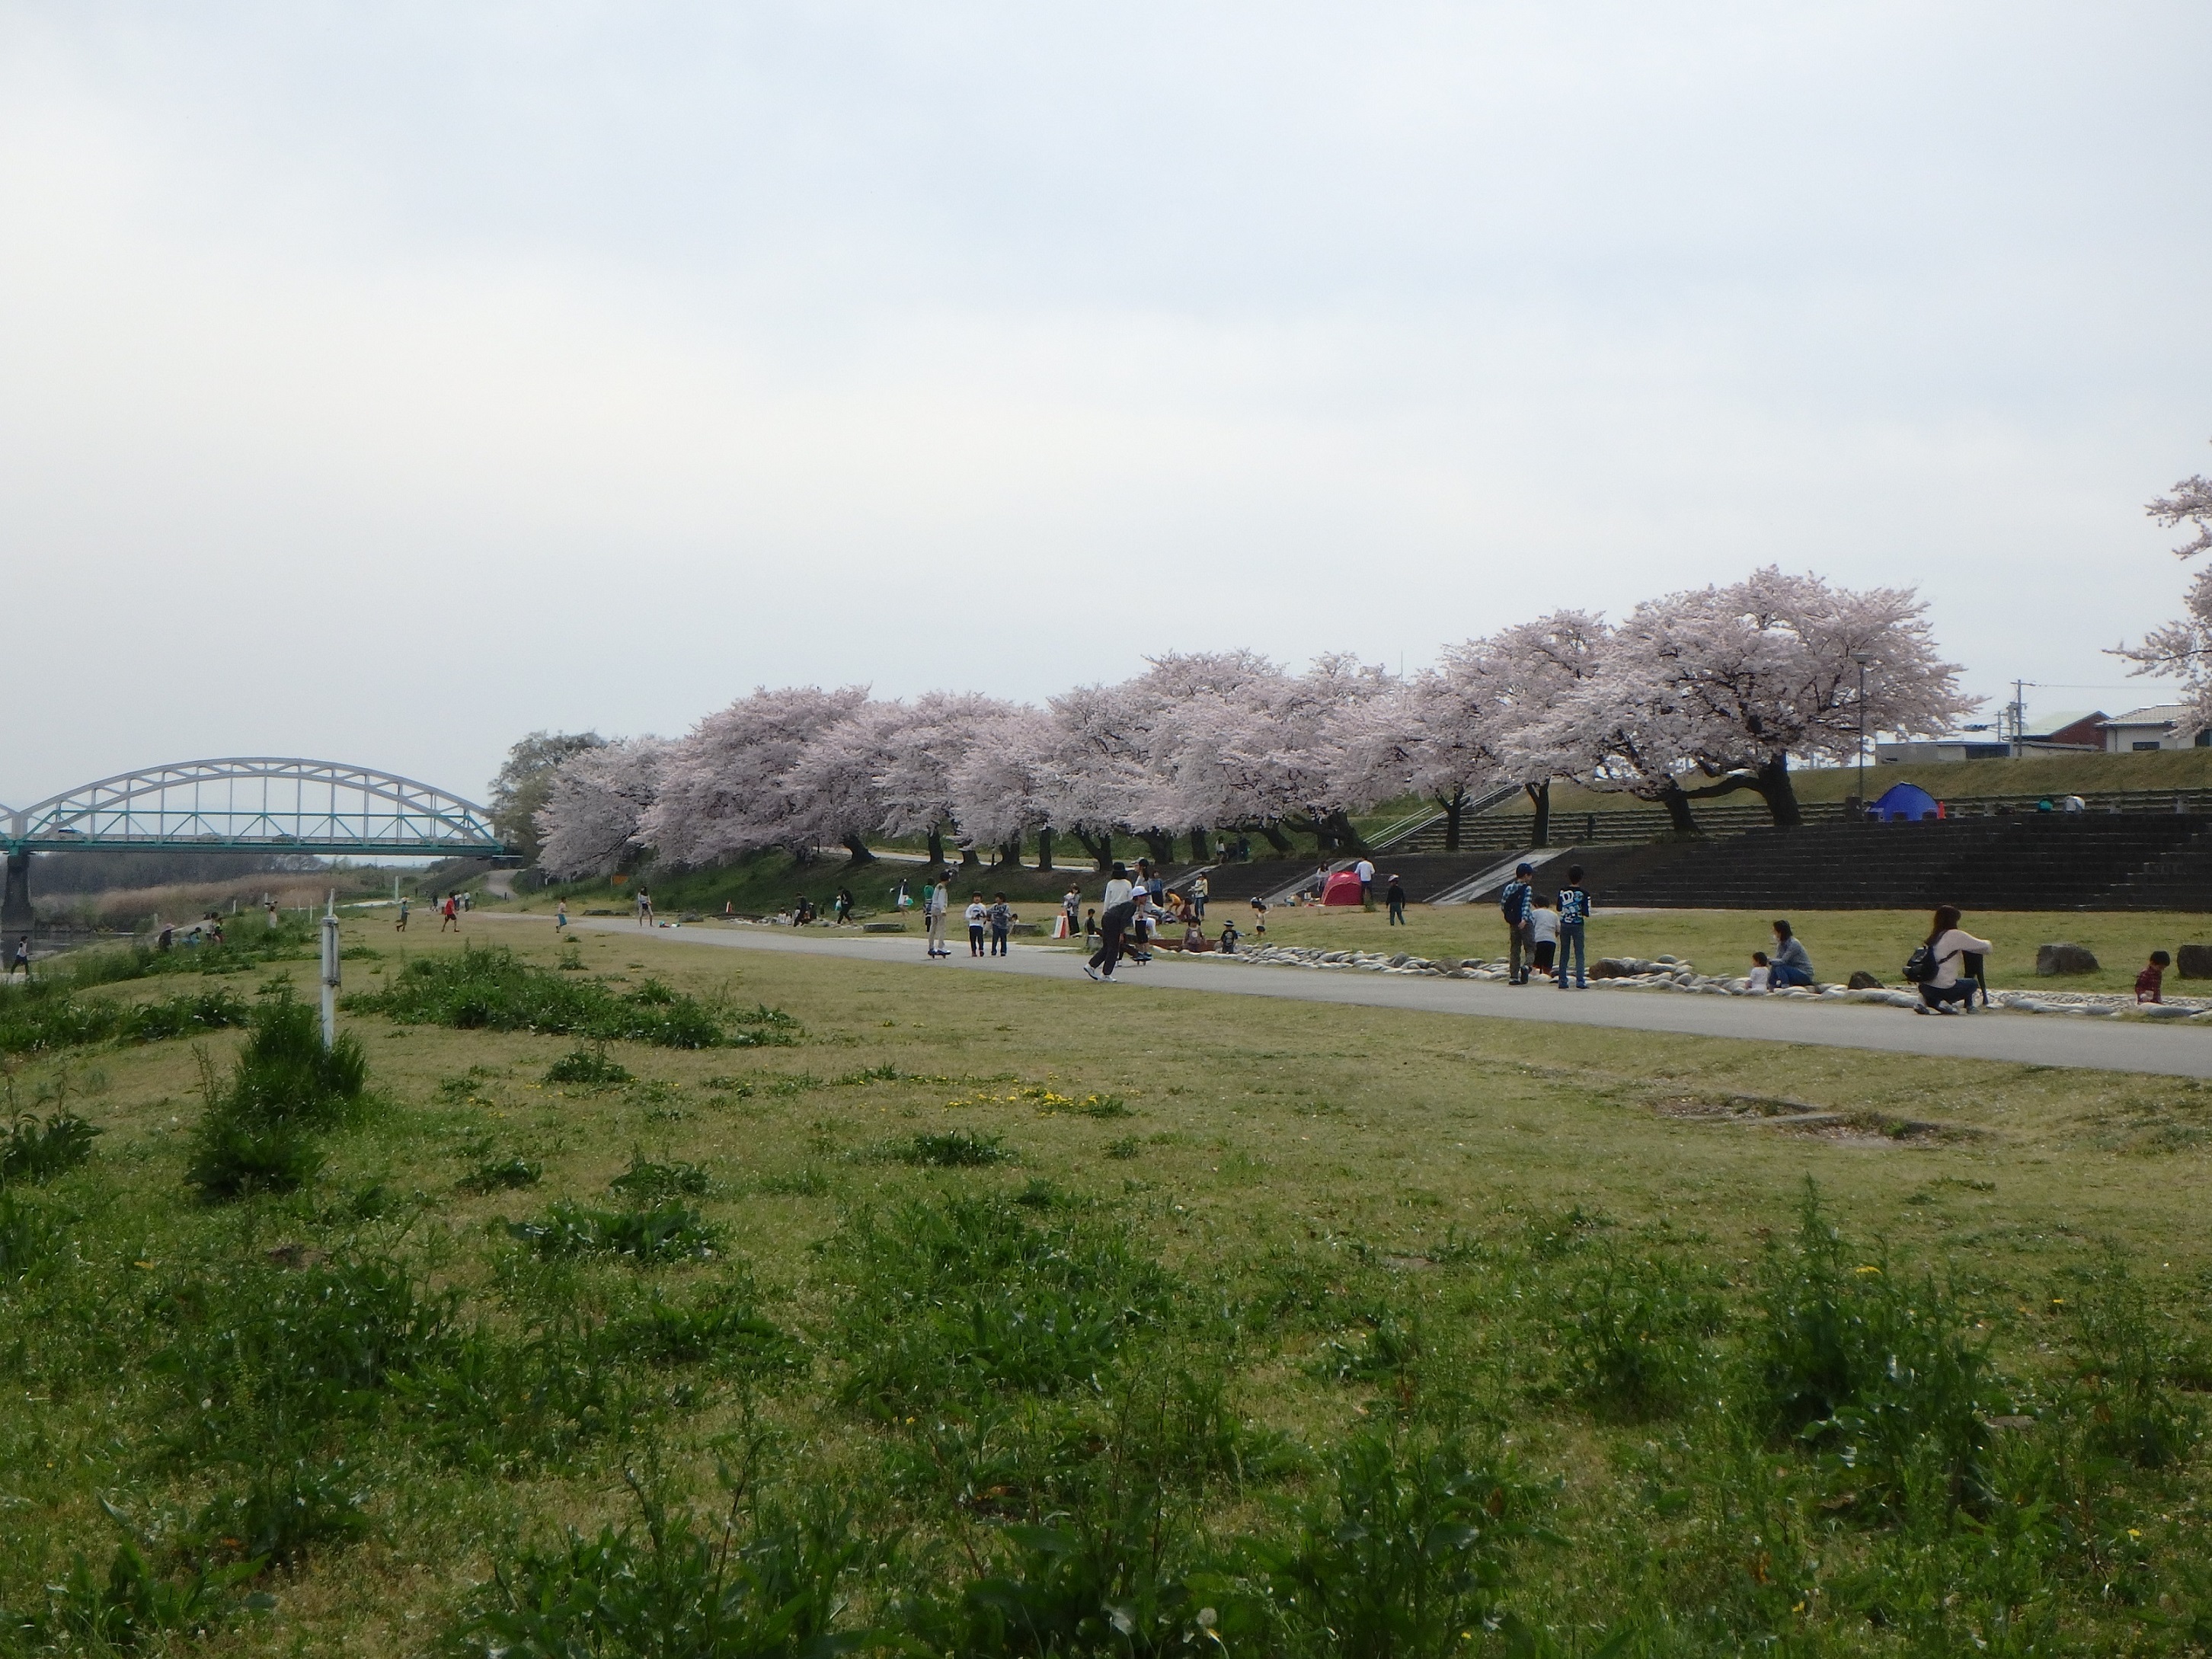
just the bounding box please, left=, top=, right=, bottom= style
left=1248, top=903, right=2212, bottom=996
left=2, top=919, right=2209, bottom=1654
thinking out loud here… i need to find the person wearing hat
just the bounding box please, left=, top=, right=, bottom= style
left=1385, top=873, right=1407, bottom=925
left=1499, top=863, right=1536, bottom=984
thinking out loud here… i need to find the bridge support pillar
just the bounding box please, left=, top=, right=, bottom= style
left=2, top=852, right=30, bottom=942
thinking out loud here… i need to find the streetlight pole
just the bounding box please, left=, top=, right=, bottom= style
left=1851, top=653, right=1875, bottom=819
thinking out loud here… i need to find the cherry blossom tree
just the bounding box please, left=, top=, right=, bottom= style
left=2116, top=444, right=2212, bottom=727
left=1522, top=641, right=1710, bottom=834
left=1202, top=654, right=1392, bottom=857
left=1638, top=568, right=1972, bottom=828
left=641, top=686, right=868, bottom=867
left=1024, top=682, right=1165, bottom=871
left=534, top=737, right=672, bottom=879
left=869, top=690, right=1022, bottom=867
left=779, top=699, right=911, bottom=865
left=948, top=705, right=1057, bottom=868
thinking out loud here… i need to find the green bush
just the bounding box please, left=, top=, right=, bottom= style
left=346, top=945, right=772, bottom=1048
left=0, top=1108, right=101, bottom=1184
left=184, top=991, right=369, bottom=1200
left=0, top=985, right=249, bottom=1056
left=191, top=1459, right=371, bottom=1568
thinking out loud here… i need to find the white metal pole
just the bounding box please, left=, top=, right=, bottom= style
left=319, top=889, right=340, bottom=1050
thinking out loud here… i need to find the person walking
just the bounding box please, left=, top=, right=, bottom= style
left=1385, top=874, right=1407, bottom=925
left=1191, top=871, right=1209, bottom=920
left=923, top=870, right=951, bottom=957
left=10, top=935, right=30, bottom=982
left=555, top=897, right=569, bottom=934
left=1769, top=920, right=1814, bottom=987
left=988, top=893, right=1013, bottom=956
left=833, top=888, right=853, bottom=925
left=1250, top=896, right=1268, bottom=937
left=1555, top=865, right=1590, bottom=989
left=1499, top=864, right=1535, bottom=984
left=1912, top=906, right=1992, bottom=1014
left=1102, top=862, right=1133, bottom=912
left=440, top=892, right=461, bottom=933
left=395, top=896, right=410, bottom=932
left=1086, top=888, right=1137, bottom=980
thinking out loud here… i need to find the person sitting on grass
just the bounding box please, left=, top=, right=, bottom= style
left=1913, top=906, right=1992, bottom=1015
left=1746, top=951, right=1771, bottom=993
left=1769, top=920, right=1814, bottom=988
left=2137, top=950, right=2172, bottom=1005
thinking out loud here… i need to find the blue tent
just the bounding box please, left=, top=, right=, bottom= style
left=1871, top=782, right=1940, bottom=822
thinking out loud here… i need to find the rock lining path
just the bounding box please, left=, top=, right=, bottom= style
left=483, top=914, right=2212, bottom=1080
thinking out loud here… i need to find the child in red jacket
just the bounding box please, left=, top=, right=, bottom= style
left=2137, top=950, right=2171, bottom=1004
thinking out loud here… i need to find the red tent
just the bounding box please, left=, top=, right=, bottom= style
left=1322, top=871, right=1365, bottom=906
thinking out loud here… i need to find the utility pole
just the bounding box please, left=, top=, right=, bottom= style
left=1851, top=652, right=1875, bottom=817
left=319, top=890, right=341, bottom=1050
left=2009, top=679, right=2029, bottom=756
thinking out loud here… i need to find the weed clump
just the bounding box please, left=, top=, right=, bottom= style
left=1751, top=1182, right=1995, bottom=1507
left=457, top=1156, right=542, bottom=1194
left=1561, top=1242, right=1725, bottom=1421
left=0, top=1188, right=68, bottom=1282
left=0, top=1109, right=101, bottom=1184
left=0, top=986, right=249, bottom=1056
left=184, top=990, right=370, bottom=1200
left=897, top=1130, right=1010, bottom=1167
left=833, top=1195, right=1173, bottom=1411
left=346, top=945, right=778, bottom=1048
left=507, top=1200, right=721, bottom=1262
left=544, top=1045, right=631, bottom=1087
left=608, top=1152, right=713, bottom=1203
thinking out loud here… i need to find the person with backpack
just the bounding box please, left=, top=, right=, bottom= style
left=1499, top=864, right=1535, bottom=984
left=1907, top=906, right=1992, bottom=1014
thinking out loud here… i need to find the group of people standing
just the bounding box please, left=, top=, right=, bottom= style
left=1498, top=862, right=1593, bottom=989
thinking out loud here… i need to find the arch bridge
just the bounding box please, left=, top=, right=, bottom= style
left=2, top=758, right=508, bottom=934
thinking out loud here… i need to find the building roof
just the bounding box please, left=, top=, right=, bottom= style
left=2101, top=704, right=2196, bottom=729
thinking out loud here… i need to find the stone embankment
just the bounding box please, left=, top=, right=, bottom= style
left=1202, top=945, right=2212, bottom=1023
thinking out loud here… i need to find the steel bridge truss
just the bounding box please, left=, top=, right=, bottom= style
left=2, top=759, right=507, bottom=858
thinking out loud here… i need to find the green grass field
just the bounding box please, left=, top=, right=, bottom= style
left=3, top=919, right=2209, bottom=1654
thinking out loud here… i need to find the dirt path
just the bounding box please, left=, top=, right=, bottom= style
left=484, top=913, right=2212, bottom=1079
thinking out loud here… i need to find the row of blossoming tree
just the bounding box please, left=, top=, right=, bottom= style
left=534, top=565, right=1980, bottom=878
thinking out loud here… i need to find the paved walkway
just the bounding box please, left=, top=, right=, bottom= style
left=487, top=914, right=2212, bottom=1079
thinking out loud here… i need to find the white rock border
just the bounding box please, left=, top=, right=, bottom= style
left=1197, top=945, right=2212, bottom=1024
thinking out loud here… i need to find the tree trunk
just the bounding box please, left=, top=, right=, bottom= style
left=925, top=826, right=945, bottom=868
left=999, top=833, right=1022, bottom=868
left=841, top=835, right=875, bottom=865
left=1036, top=827, right=1056, bottom=871
left=1437, top=788, right=1466, bottom=852
left=1072, top=828, right=1114, bottom=871
left=1258, top=822, right=1295, bottom=856
left=1655, top=778, right=1702, bottom=836
left=1139, top=828, right=1175, bottom=867
left=1321, top=810, right=1371, bottom=856
left=1753, top=754, right=1801, bottom=828
left=1188, top=829, right=1213, bottom=863
left=1525, top=780, right=1551, bottom=849
left=959, top=839, right=982, bottom=868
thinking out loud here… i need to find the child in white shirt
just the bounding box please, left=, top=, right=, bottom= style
left=1746, top=951, right=1772, bottom=993
left=1527, top=896, right=1560, bottom=977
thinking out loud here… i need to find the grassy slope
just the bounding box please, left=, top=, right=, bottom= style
left=1507, top=748, right=2212, bottom=817
left=6, top=922, right=2210, bottom=1651
left=1248, top=903, right=2212, bottom=995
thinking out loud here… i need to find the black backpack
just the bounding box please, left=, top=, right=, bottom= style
left=1902, top=942, right=1954, bottom=985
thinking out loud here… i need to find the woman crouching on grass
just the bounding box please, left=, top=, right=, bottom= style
left=1915, top=906, right=1992, bottom=1015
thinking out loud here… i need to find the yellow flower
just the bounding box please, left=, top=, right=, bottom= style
left=1854, top=1265, right=1881, bottom=1276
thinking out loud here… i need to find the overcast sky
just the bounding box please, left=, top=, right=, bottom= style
left=3, top=2, right=2208, bottom=806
